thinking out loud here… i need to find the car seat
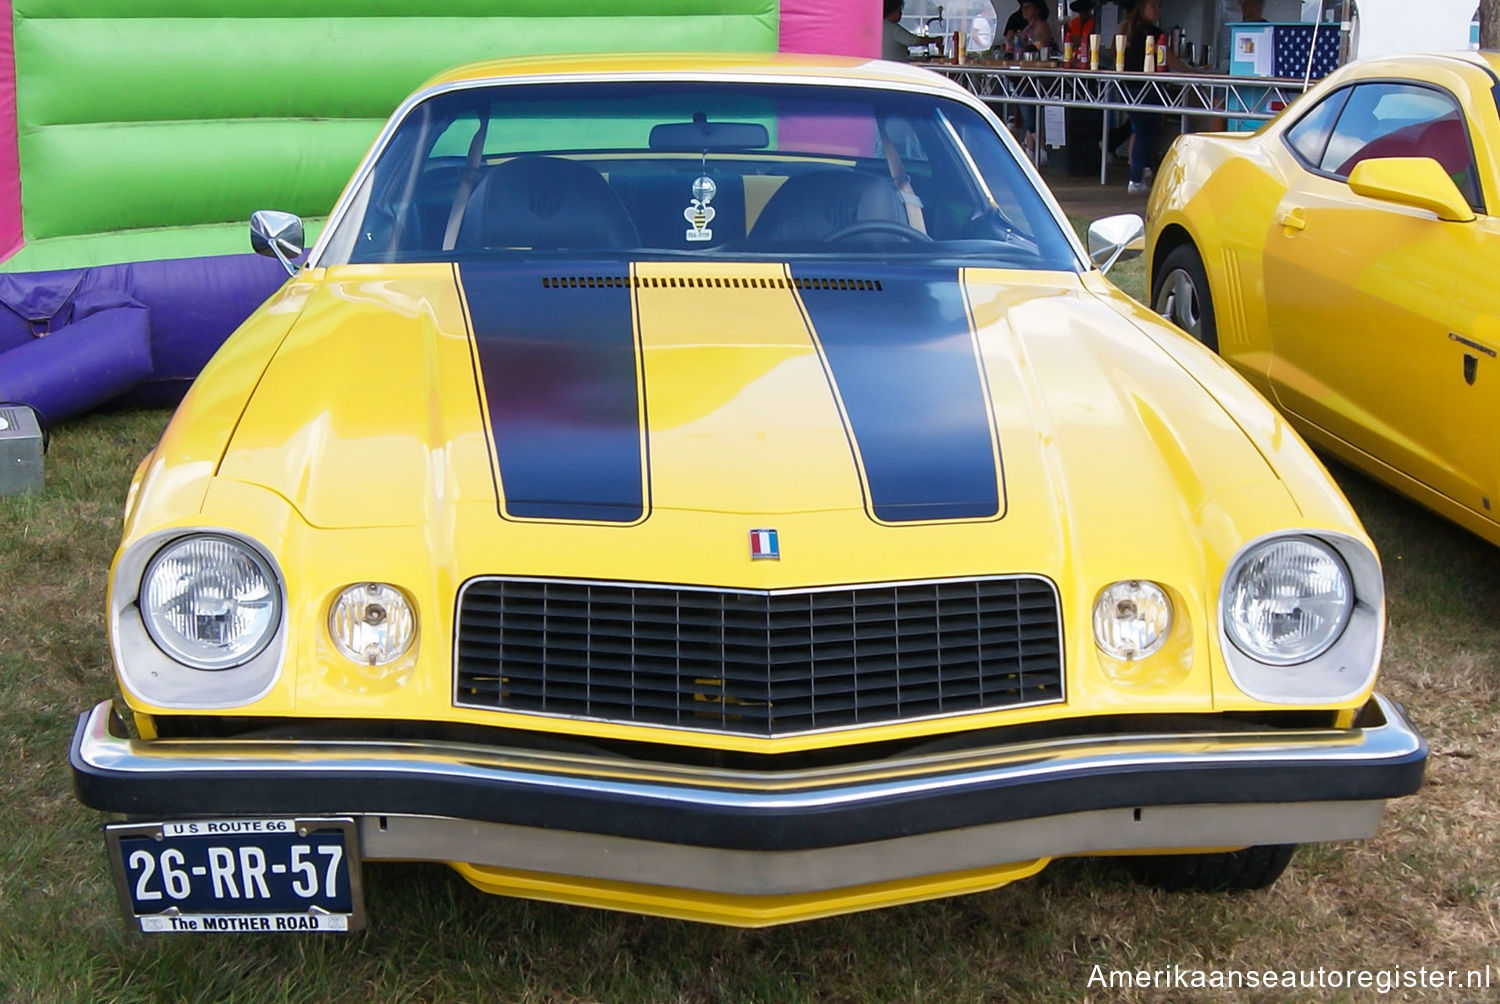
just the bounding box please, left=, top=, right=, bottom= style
left=746, top=169, right=909, bottom=243
left=458, top=156, right=640, bottom=250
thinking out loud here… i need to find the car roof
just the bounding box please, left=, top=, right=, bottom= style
left=418, top=52, right=960, bottom=92
left=1337, top=50, right=1500, bottom=81
left=1450, top=49, right=1500, bottom=76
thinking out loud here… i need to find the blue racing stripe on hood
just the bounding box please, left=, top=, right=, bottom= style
left=459, top=263, right=646, bottom=523
left=793, top=266, right=1004, bottom=523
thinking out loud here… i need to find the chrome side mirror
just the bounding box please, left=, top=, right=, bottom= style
left=1087, top=213, right=1146, bottom=274
left=251, top=210, right=306, bottom=277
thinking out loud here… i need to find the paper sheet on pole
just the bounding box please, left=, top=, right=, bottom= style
left=1043, top=106, right=1066, bottom=148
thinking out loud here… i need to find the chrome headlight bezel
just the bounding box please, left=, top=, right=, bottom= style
left=111, top=529, right=287, bottom=709
left=140, top=534, right=282, bottom=671
left=1219, top=531, right=1382, bottom=705
left=1224, top=535, right=1354, bottom=666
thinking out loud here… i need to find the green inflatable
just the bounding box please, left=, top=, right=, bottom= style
left=6, top=0, right=779, bottom=272
left=0, top=0, right=799, bottom=421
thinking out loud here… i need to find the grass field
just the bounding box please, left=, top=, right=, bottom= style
left=2, top=257, right=1497, bottom=1002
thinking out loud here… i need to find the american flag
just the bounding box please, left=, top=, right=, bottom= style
left=1274, top=24, right=1341, bottom=79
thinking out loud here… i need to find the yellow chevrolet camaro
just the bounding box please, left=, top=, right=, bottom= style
left=1148, top=51, right=1500, bottom=547
left=71, top=54, right=1424, bottom=933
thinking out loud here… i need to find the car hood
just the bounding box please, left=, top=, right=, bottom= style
left=217, top=260, right=1279, bottom=541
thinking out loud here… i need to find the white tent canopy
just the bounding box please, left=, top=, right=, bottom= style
left=1341, top=0, right=1477, bottom=58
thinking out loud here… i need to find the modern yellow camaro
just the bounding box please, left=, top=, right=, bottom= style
left=1148, top=51, right=1500, bottom=547
left=72, top=54, right=1424, bottom=933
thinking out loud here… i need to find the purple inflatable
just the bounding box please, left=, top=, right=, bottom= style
left=0, top=254, right=286, bottom=423
left=0, top=302, right=152, bottom=427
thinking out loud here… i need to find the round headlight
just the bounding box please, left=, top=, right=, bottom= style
left=1093, top=580, right=1173, bottom=660
left=1224, top=536, right=1353, bottom=665
left=140, top=535, right=281, bottom=670
left=329, top=583, right=415, bottom=666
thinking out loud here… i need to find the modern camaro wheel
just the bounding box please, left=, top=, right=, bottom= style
left=1125, top=844, right=1296, bottom=892
left=1152, top=243, right=1218, bottom=352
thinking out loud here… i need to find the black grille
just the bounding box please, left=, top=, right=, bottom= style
left=454, top=576, right=1063, bottom=737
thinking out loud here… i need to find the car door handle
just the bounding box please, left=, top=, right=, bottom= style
left=1450, top=333, right=1497, bottom=386
left=1276, top=208, right=1307, bottom=231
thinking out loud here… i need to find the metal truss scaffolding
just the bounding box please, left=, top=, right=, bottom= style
left=929, top=65, right=1313, bottom=182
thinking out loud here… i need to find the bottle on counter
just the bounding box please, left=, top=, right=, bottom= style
left=1089, top=33, right=1100, bottom=69
left=1115, top=33, right=1126, bottom=70
left=1157, top=34, right=1168, bottom=69
left=1063, top=28, right=1074, bottom=65
left=1143, top=34, right=1155, bottom=72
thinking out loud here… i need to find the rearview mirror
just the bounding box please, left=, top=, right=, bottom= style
left=1087, top=214, right=1145, bottom=274
left=251, top=210, right=306, bottom=277
left=1346, top=157, right=1475, bottom=223
left=649, top=120, right=770, bottom=152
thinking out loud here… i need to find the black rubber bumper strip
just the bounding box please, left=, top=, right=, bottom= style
left=71, top=697, right=1426, bottom=853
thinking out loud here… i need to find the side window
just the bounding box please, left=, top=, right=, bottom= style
left=430, top=114, right=480, bottom=159
left=1284, top=87, right=1350, bottom=168
left=1320, top=82, right=1480, bottom=209
left=880, top=117, right=929, bottom=165
left=951, top=113, right=1029, bottom=223
left=944, top=105, right=1079, bottom=267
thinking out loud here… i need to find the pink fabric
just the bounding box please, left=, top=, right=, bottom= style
left=0, top=1, right=19, bottom=263
left=779, top=0, right=879, bottom=57
left=777, top=113, right=876, bottom=157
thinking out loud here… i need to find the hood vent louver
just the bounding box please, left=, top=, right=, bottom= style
left=539, top=275, right=883, bottom=292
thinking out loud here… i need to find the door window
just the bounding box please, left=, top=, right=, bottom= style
left=1318, top=82, right=1480, bottom=209
left=1283, top=86, right=1350, bottom=168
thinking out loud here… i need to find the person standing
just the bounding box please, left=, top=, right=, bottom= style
left=1019, top=0, right=1055, bottom=50
left=1215, top=0, right=1268, bottom=71
left=1017, top=0, right=1055, bottom=156
left=1067, top=0, right=1097, bottom=56
left=883, top=0, right=940, bottom=61
left=1004, top=0, right=1029, bottom=35
left=1121, top=0, right=1190, bottom=191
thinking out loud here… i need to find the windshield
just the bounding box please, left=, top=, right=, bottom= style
left=321, top=80, right=1079, bottom=271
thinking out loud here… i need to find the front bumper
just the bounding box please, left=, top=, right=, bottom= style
left=73, top=695, right=1426, bottom=923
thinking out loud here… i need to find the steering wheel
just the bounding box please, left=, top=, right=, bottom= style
left=824, top=219, right=934, bottom=243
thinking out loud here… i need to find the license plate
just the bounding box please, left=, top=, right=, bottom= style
left=105, top=817, right=364, bottom=933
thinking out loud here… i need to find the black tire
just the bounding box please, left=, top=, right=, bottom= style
left=1124, top=844, right=1296, bottom=893
left=1151, top=242, right=1219, bottom=353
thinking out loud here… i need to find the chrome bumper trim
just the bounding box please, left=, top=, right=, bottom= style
left=358, top=801, right=1387, bottom=895
left=72, top=694, right=1425, bottom=853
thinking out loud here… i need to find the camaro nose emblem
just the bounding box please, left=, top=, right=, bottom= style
left=749, top=529, right=780, bottom=560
